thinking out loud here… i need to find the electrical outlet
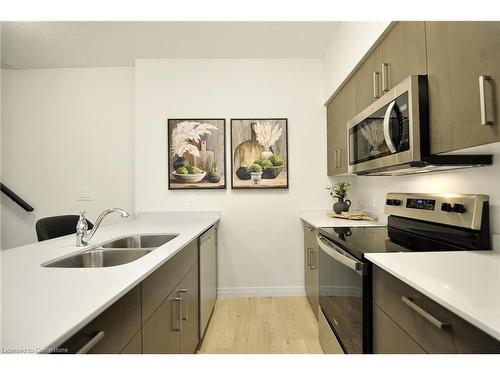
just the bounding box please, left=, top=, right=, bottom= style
left=187, top=194, right=196, bottom=207
left=78, top=188, right=95, bottom=201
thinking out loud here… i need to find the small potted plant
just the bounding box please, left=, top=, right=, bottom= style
left=247, top=163, right=263, bottom=184
left=207, top=162, right=221, bottom=183
left=327, top=181, right=352, bottom=214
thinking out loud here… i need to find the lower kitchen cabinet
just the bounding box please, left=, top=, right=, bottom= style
left=59, top=237, right=203, bottom=354
left=373, top=265, right=500, bottom=354
left=120, top=330, right=143, bottom=354
left=303, top=224, right=318, bottom=319
left=59, top=285, right=142, bottom=354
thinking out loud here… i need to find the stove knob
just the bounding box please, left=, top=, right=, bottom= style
left=392, top=199, right=402, bottom=206
left=453, top=203, right=466, bottom=213
left=441, top=203, right=453, bottom=212
left=386, top=199, right=393, bottom=205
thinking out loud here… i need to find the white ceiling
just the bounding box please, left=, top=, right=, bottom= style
left=1, top=21, right=339, bottom=69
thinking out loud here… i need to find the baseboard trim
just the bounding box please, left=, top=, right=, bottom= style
left=217, top=286, right=306, bottom=298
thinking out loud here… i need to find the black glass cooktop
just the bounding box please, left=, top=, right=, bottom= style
left=318, top=226, right=409, bottom=260
left=319, top=215, right=484, bottom=261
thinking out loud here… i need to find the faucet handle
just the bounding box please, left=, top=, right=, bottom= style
left=76, top=212, right=88, bottom=232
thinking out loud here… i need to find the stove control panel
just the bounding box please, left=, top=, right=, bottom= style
left=385, top=193, right=489, bottom=230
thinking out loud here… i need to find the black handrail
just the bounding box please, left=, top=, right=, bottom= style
left=0, top=183, right=34, bottom=212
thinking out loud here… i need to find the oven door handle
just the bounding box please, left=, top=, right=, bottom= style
left=317, top=235, right=365, bottom=275
left=383, top=100, right=398, bottom=153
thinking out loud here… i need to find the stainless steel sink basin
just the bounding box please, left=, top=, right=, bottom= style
left=101, top=234, right=178, bottom=249
left=43, top=249, right=152, bottom=268
left=42, top=233, right=178, bottom=268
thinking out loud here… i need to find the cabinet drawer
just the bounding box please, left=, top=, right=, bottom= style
left=373, top=304, right=426, bottom=354
left=142, top=239, right=198, bottom=322
left=60, top=285, right=141, bottom=354
left=373, top=266, right=500, bottom=353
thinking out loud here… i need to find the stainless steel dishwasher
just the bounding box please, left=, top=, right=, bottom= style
left=199, top=225, right=218, bottom=339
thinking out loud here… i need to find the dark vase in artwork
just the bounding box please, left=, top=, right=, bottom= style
left=207, top=171, right=221, bottom=183
left=173, top=156, right=188, bottom=170
left=235, top=166, right=251, bottom=180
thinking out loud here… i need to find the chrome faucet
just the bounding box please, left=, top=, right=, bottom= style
left=76, top=208, right=130, bottom=246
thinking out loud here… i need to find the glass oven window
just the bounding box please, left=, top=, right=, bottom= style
left=349, top=92, right=409, bottom=166
left=319, top=246, right=364, bottom=354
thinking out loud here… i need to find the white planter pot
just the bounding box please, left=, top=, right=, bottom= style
left=250, top=172, right=262, bottom=184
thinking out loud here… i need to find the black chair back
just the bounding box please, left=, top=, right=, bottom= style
left=36, top=215, right=94, bottom=242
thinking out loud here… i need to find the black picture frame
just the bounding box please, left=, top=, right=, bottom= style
left=230, top=118, right=289, bottom=190
left=167, top=118, right=227, bottom=190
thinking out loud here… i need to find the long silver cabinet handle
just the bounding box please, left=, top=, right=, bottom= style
left=173, top=297, right=182, bottom=331
left=479, top=75, right=494, bottom=125
left=307, top=248, right=311, bottom=267
left=382, top=63, right=389, bottom=92
left=401, top=296, right=450, bottom=330
left=179, top=289, right=188, bottom=321
left=76, top=331, right=105, bottom=354
left=373, top=71, right=381, bottom=99
left=310, top=250, right=317, bottom=270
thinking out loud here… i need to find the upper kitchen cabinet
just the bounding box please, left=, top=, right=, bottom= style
left=355, top=46, right=383, bottom=112
left=380, top=22, right=427, bottom=93
left=327, top=78, right=356, bottom=176
left=426, top=22, right=500, bottom=153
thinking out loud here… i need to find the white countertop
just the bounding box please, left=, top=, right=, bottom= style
left=1, top=211, right=220, bottom=352
left=300, top=209, right=386, bottom=228
left=366, top=251, right=500, bottom=341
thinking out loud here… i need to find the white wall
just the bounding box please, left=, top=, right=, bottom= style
left=323, top=21, right=391, bottom=103
left=135, top=59, right=331, bottom=296
left=1, top=67, right=135, bottom=249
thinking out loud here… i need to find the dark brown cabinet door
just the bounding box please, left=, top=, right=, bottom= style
left=142, top=289, right=181, bottom=354
left=355, top=47, right=382, bottom=112
left=380, top=22, right=427, bottom=92
left=179, top=263, right=200, bottom=354
left=426, top=21, right=500, bottom=153
left=120, top=330, right=142, bottom=354
left=373, top=304, right=426, bottom=354
left=327, top=78, right=356, bottom=176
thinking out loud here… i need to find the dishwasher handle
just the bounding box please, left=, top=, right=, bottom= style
left=317, top=235, right=365, bottom=275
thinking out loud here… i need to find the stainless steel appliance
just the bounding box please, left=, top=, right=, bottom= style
left=199, top=225, right=218, bottom=339
left=347, top=75, right=492, bottom=176
left=318, top=193, right=490, bottom=354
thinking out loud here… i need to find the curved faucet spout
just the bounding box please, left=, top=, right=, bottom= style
left=76, top=208, right=130, bottom=246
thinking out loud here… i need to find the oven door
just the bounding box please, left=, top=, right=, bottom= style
left=347, top=75, right=423, bottom=175
left=317, top=234, right=367, bottom=354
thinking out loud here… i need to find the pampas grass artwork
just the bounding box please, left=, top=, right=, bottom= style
left=171, top=121, right=218, bottom=158
left=253, top=120, right=283, bottom=151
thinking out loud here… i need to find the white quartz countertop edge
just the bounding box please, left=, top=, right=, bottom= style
left=366, top=251, right=500, bottom=341
left=1, top=211, right=220, bottom=351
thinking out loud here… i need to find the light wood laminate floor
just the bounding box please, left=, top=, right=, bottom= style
left=199, top=297, right=324, bottom=354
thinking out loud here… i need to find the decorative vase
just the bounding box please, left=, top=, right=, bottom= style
left=261, top=149, right=273, bottom=161
left=236, top=166, right=251, bottom=180
left=250, top=171, right=262, bottom=184
left=207, top=171, right=221, bottom=183
left=173, top=156, right=188, bottom=170
left=333, top=197, right=351, bottom=214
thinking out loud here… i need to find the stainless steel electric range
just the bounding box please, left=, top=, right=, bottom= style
left=317, top=193, right=491, bottom=354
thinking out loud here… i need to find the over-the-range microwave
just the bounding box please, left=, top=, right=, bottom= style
left=346, top=75, right=492, bottom=176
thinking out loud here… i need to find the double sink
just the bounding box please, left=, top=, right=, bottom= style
left=43, top=234, right=178, bottom=268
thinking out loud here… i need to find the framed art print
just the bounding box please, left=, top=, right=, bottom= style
left=230, top=118, right=288, bottom=189
left=168, top=118, right=226, bottom=190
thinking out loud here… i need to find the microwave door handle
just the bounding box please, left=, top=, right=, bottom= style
left=383, top=100, right=398, bottom=153
left=317, top=235, right=365, bottom=274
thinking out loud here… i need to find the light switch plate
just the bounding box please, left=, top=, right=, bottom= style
left=187, top=194, right=196, bottom=206
left=78, top=188, right=95, bottom=201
